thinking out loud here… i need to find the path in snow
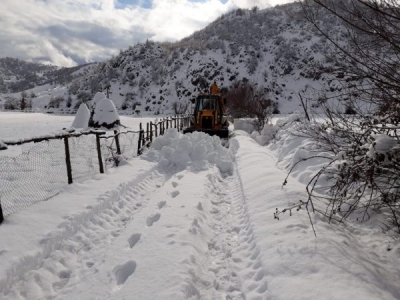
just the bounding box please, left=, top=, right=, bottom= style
left=0, top=167, right=165, bottom=299
left=1, top=159, right=270, bottom=299
left=184, top=169, right=269, bottom=299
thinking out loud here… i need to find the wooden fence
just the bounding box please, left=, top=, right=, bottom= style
left=0, top=115, right=190, bottom=223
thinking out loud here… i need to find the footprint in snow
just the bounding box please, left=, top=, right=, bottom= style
left=171, top=191, right=180, bottom=198
left=158, top=201, right=167, bottom=209
left=113, top=260, right=137, bottom=285
left=128, top=233, right=141, bottom=248
left=146, top=213, right=161, bottom=226
left=172, top=181, right=179, bottom=188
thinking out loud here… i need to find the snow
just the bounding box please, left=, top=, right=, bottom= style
left=143, top=129, right=234, bottom=174
left=92, top=91, right=106, bottom=108
left=0, top=113, right=399, bottom=299
left=71, top=103, right=90, bottom=129
left=92, top=97, right=120, bottom=128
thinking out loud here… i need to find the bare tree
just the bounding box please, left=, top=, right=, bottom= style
left=172, top=101, right=189, bottom=115
left=225, top=81, right=273, bottom=132
left=286, top=0, right=400, bottom=233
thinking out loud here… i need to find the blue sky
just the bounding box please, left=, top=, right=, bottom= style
left=117, top=0, right=153, bottom=9
left=0, top=0, right=287, bottom=67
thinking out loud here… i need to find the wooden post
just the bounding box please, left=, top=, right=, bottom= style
left=166, top=118, right=169, bottom=130
left=137, top=123, right=143, bottom=156
left=160, top=121, right=163, bottom=136
left=146, top=122, right=149, bottom=141
left=0, top=199, right=4, bottom=224
left=64, top=137, right=73, bottom=184
left=114, top=130, right=121, bottom=155
left=96, top=134, right=104, bottom=174
left=150, top=122, right=154, bottom=141
left=174, top=116, right=177, bottom=129
left=154, top=123, right=158, bottom=138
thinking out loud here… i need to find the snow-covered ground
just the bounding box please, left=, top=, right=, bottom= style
left=0, top=114, right=399, bottom=299
left=0, top=111, right=155, bottom=156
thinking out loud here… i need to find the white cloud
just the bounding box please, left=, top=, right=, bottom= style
left=0, top=0, right=295, bottom=67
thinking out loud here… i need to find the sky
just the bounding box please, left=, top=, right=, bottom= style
left=0, top=0, right=294, bottom=67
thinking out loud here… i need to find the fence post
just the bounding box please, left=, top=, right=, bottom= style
left=137, top=123, right=143, bottom=156
left=146, top=122, right=149, bottom=141
left=96, top=133, right=104, bottom=174
left=64, top=136, right=73, bottom=184
left=154, top=123, right=158, bottom=138
left=150, top=122, right=153, bottom=142
left=166, top=118, right=169, bottom=130
left=174, top=115, right=177, bottom=129
left=114, top=130, right=121, bottom=155
left=0, top=199, right=4, bottom=224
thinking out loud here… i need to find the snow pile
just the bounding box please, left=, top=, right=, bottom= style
left=250, top=124, right=278, bottom=146
left=233, top=118, right=255, bottom=134
left=71, top=103, right=90, bottom=129
left=267, top=114, right=332, bottom=185
left=92, top=97, right=120, bottom=129
left=366, top=133, right=399, bottom=158
left=142, top=129, right=234, bottom=173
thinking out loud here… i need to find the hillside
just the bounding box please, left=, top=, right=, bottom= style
left=0, top=57, right=96, bottom=94
left=1, top=3, right=352, bottom=114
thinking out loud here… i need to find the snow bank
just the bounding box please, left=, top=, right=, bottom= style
left=142, top=129, right=234, bottom=174
left=250, top=124, right=278, bottom=146
left=71, top=103, right=90, bottom=129
left=265, top=114, right=332, bottom=185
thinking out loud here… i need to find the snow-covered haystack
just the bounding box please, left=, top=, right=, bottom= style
left=92, top=98, right=120, bottom=129
left=71, top=103, right=90, bottom=129
left=142, top=129, right=234, bottom=173
left=91, top=92, right=107, bottom=109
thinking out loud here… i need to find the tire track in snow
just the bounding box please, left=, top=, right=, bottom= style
left=0, top=167, right=165, bottom=300
left=184, top=166, right=269, bottom=300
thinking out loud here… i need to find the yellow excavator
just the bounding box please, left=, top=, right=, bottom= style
left=183, top=93, right=229, bottom=138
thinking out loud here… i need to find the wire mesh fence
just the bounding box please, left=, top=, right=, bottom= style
left=0, top=115, right=190, bottom=221
left=0, top=139, right=67, bottom=216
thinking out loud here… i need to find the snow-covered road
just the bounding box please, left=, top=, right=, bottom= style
left=1, top=128, right=399, bottom=300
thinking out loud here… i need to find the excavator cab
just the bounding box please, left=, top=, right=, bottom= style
left=183, top=93, right=229, bottom=138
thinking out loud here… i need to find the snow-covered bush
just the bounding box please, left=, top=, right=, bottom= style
left=273, top=110, right=400, bottom=234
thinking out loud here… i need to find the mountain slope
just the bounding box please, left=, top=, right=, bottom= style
left=0, top=57, right=96, bottom=94
left=3, top=3, right=352, bottom=114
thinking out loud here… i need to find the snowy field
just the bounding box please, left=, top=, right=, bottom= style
left=0, top=111, right=156, bottom=156
left=0, top=113, right=399, bottom=299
